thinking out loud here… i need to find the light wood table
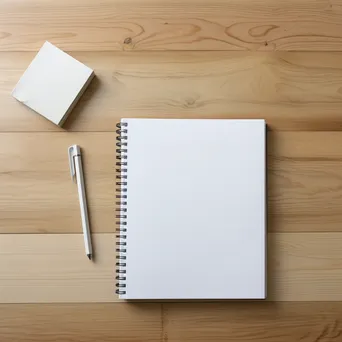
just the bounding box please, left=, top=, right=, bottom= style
left=1, top=0, right=342, bottom=340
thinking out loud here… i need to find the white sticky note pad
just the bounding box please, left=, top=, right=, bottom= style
left=12, top=41, right=94, bottom=126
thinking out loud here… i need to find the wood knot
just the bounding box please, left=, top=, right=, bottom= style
left=124, top=37, right=132, bottom=44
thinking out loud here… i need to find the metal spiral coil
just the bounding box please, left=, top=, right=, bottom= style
left=115, top=121, right=128, bottom=295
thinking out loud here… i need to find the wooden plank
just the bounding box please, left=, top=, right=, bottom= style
left=1, top=132, right=342, bottom=234
left=0, top=234, right=117, bottom=303
left=2, top=52, right=342, bottom=132
left=0, top=303, right=161, bottom=342
left=1, top=0, right=342, bottom=51
left=1, top=233, right=342, bottom=302
left=1, top=303, right=341, bottom=342
left=268, top=132, right=342, bottom=232
left=164, top=302, right=342, bottom=342
left=268, top=233, right=342, bottom=301
left=0, top=133, right=115, bottom=234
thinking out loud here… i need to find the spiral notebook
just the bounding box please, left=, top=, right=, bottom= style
left=116, top=119, right=266, bottom=300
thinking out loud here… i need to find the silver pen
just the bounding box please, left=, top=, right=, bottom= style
left=68, top=145, right=93, bottom=260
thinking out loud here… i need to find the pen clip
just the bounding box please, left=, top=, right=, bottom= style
left=68, top=145, right=79, bottom=182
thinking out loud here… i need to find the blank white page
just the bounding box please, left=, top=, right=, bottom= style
left=120, top=119, right=266, bottom=300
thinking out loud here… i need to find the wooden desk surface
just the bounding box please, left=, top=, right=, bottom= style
left=1, top=0, right=342, bottom=340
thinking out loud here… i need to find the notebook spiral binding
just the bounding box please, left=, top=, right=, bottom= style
left=115, top=121, right=128, bottom=295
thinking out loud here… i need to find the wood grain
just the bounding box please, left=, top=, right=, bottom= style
left=1, top=303, right=342, bottom=342
left=0, top=234, right=117, bottom=303
left=1, top=132, right=342, bottom=234
left=3, top=52, right=342, bottom=132
left=0, top=133, right=115, bottom=234
left=1, top=0, right=342, bottom=51
left=1, top=0, right=342, bottom=336
left=164, top=302, right=342, bottom=342
left=268, top=233, right=342, bottom=301
left=0, top=303, right=161, bottom=342
left=268, top=132, right=342, bottom=232
left=1, top=232, right=342, bottom=302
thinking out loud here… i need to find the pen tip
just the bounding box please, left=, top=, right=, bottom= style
left=87, top=254, right=92, bottom=260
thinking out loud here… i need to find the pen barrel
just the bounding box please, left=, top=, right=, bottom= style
left=74, top=155, right=93, bottom=256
